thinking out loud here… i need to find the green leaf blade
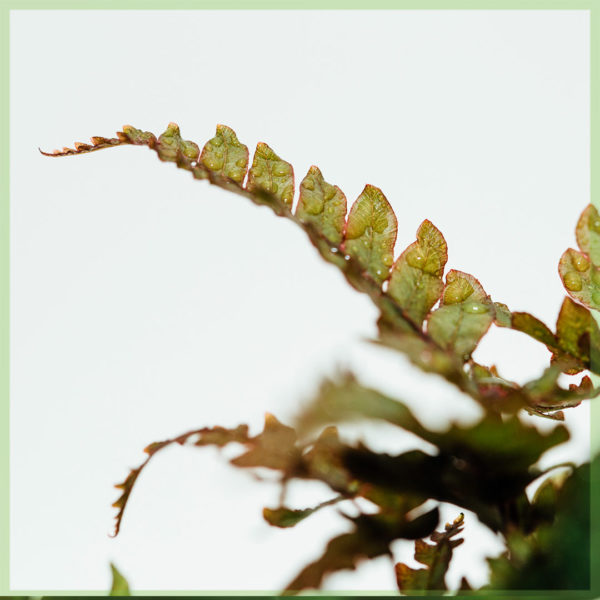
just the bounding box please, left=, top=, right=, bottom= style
left=426, top=270, right=494, bottom=359
left=247, top=142, right=294, bottom=208
left=342, top=185, right=397, bottom=285
left=296, top=166, right=347, bottom=245
left=200, top=124, right=249, bottom=183
left=559, top=248, right=600, bottom=310
left=575, top=204, right=600, bottom=265
left=388, top=219, right=447, bottom=326
left=156, top=122, right=200, bottom=163
left=109, top=563, right=131, bottom=596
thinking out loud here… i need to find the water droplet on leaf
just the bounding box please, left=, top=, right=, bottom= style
left=564, top=271, right=583, bottom=291
left=573, top=254, right=590, bottom=272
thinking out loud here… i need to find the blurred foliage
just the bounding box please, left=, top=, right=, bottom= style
left=45, top=124, right=599, bottom=594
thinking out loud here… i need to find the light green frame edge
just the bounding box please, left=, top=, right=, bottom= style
left=1, top=0, right=598, bottom=597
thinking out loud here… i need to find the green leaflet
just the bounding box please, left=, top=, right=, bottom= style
left=575, top=204, right=600, bottom=265
left=247, top=142, right=294, bottom=208
left=200, top=124, right=249, bottom=183
left=296, top=166, right=347, bottom=245
left=559, top=248, right=600, bottom=311
left=342, top=184, right=397, bottom=285
left=388, top=219, right=448, bottom=326
left=427, top=270, right=494, bottom=359
left=156, top=122, right=200, bottom=163
left=395, top=513, right=464, bottom=594
left=560, top=204, right=600, bottom=311
left=109, top=563, right=131, bottom=596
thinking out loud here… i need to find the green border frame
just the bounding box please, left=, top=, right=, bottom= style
left=2, top=1, right=599, bottom=597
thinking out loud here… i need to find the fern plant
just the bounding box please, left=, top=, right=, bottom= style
left=43, top=123, right=596, bottom=593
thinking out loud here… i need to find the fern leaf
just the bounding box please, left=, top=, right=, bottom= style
left=43, top=123, right=600, bottom=415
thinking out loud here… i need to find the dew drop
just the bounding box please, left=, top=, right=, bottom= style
left=344, top=254, right=351, bottom=261
left=573, top=254, right=590, bottom=272
left=324, top=188, right=336, bottom=202
left=205, top=157, right=223, bottom=171
left=592, top=219, right=600, bottom=233
left=253, top=167, right=264, bottom=178
left=407, top=252, right=425, bottom=269
left=214, top=150, right=224, bottom=159
left=212, top=136, right=223, bottom=147
left=236, top=158, right=247, bottom=168
left=463, top=302, right=489, bottom=315
left=331, top=247, right=339, bottom=253
left=271, top=183, right=279, bottom=194
left=382, top=253, right=394, bottom=267
left=229, top=168, right=243, bottom=181
left=273, top=164, right=289, bottom=177
left=302, top=179, right=315, bottom=191
left=564, top=271, right=583, bottom=292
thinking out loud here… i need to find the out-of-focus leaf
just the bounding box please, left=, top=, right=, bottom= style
left=109, top=563, right=130, bottom=596
left=247, top=142, right=294, bottom=208
left=342, top=185, right=397, bottom=285
left=427, top=270, right=494, bottom=359
left=341, top=411, right=568, bottom=531
left=555, top=296, right=600, bottom=373
left=388, top=219, right=448, bottom=326
left=492, top=301, right=512, bottom=327
left=486, top=458, right=593, bottom=590
left=231, top=413, right=301, bottom=471
left=296, top=166, right=347, bottom=245
left=576, top=204, right=600, bottom=265
left=284, top=507, right=439, bottom=593
left=395, top=513, right=465, bottom=594
left=295, top=374, right=431, bottom=441
left=300, top=426, right=358, bottom=494
left=512, top=312, right=559, bottom=350
left=297, top=373, right=570, bottom=469
left=111, top=423, right=251, bottom=536
left=523, top=363, right=600, bottom=414
left=200, top=124, right=248, bottom=183
left=263, top=496, right=342, bottom=528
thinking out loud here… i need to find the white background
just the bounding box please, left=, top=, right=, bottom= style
left=10, top=9, right=590, bottom=593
